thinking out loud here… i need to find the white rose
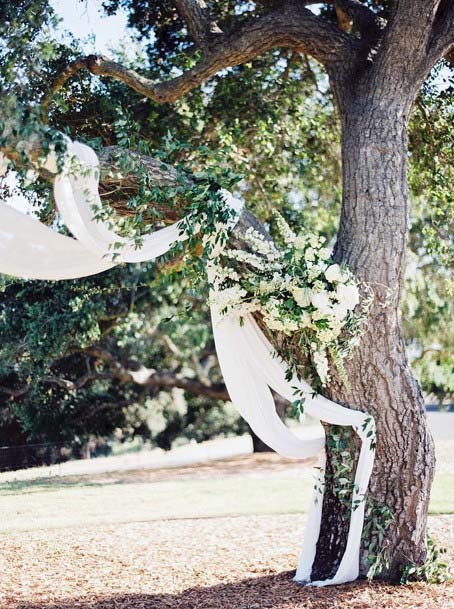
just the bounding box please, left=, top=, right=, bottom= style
left=310, top=290, right=332, bottom=314
left=331, top=302, right=349, bottom=321
left=325, top=264, right=343, bottom=282
left=336, top=283, right=360, bottom=310
left=292, top=287, right=311, bottom=308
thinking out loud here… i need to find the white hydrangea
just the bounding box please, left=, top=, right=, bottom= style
left=325, top=263, right=344, bottom=282
left=310, top=290, right=332, bottom=315
left=283, top=318, right=300, bottom=333
left=318, top=247, right=331, bottom=260
left=309, top=235, right=320, bottom=248
left=304, top=247, right=316, bottom=262
left=331, top=302, right=349, bottom=321
left=307, top=263, right=327, bottom=281
left=292, top=286, right=311, bottom=308
left=336, top=283, right=360, bottom=310
left=318, top=328, right=338, bottom=343
left=294, top=234, right=307, bottom=250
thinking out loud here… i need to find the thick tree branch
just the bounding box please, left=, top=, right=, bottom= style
left=371, top=0, right=443, bottom=90
left=0, top=357, right=292, bottom=409
left=0, top=117, right=290, bottom=417
left=0, top=365, right=229, bottom=402
left=82, top=347, right=230, bottom=400
left=42, top=7, right=356, bottom=110
left=173, top=0, right=223, bottom=49
left=425, top=0, right=454, bottom=70
left=0, top=384, right=30, bottom=398
left=0, top=110, right=269, bottom=241
left=40, top=372, right=113, bottom=391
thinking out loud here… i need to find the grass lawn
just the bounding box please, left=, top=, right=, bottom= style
left=1, top=451, right=452, bottom=609
left=0, top=454, right=452, bottom=533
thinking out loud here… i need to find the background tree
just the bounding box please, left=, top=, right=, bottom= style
left=0, top=0, right=453, bottom=582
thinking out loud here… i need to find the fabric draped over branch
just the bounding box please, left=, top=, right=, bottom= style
left=0, top=141, right=375, bottom=587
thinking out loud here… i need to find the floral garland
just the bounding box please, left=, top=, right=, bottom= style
left=51, top=134, right=370, bottom=392
left=209, top=213, right=370, bottom=388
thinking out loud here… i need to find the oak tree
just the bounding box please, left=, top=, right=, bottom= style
left=1, top=0, right=453, bottom=581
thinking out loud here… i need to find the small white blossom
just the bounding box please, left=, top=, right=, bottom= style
left=305, top=247, right=316, bottom=262
left=313, top=348, right=330, bottom=385
left=319, top=247, right=331, bottom=260
left=294, top=234, right=307, bottom=250
left=274, top=212, right=296, bottom=245
left=309, top=235, right=320, bottom=248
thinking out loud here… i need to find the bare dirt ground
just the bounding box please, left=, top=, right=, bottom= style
left=1, top=452, right=453, bottom=609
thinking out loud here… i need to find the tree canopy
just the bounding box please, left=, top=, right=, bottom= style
left=0, top=0, right=452, bottom=455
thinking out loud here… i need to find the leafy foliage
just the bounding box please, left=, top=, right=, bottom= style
left=0, top=0, right=452, bottom=459
left=400, top=535, right=449, bottom=584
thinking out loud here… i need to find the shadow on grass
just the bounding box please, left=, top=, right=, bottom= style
left=0, top=478, right=104, bottom=495
left=0, top=454, right=310, bottom=496
left=5, top=571, right=398, bottom=609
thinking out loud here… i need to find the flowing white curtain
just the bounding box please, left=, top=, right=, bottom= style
left=0, top=140, right=375, bottom=586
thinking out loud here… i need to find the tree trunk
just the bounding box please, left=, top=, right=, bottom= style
left=250, top=429, right=273, bottom=452
left=250, top=394, right=290, bottom=452
left=310, top=93, right=436, bottom=581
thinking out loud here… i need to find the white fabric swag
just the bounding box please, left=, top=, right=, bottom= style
left=0, top=140, right=376, bottom=586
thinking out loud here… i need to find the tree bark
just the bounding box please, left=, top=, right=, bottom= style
left=310, top=89, right=436, bottom=580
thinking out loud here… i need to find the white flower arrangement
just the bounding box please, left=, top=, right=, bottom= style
left=210, top=213, right=370, bottom=387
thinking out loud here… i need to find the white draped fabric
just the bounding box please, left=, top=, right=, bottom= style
left=0, top=140, right=376, bottom=586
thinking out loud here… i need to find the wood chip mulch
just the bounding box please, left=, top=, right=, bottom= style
left=1, top=512, right=452, bottom=609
